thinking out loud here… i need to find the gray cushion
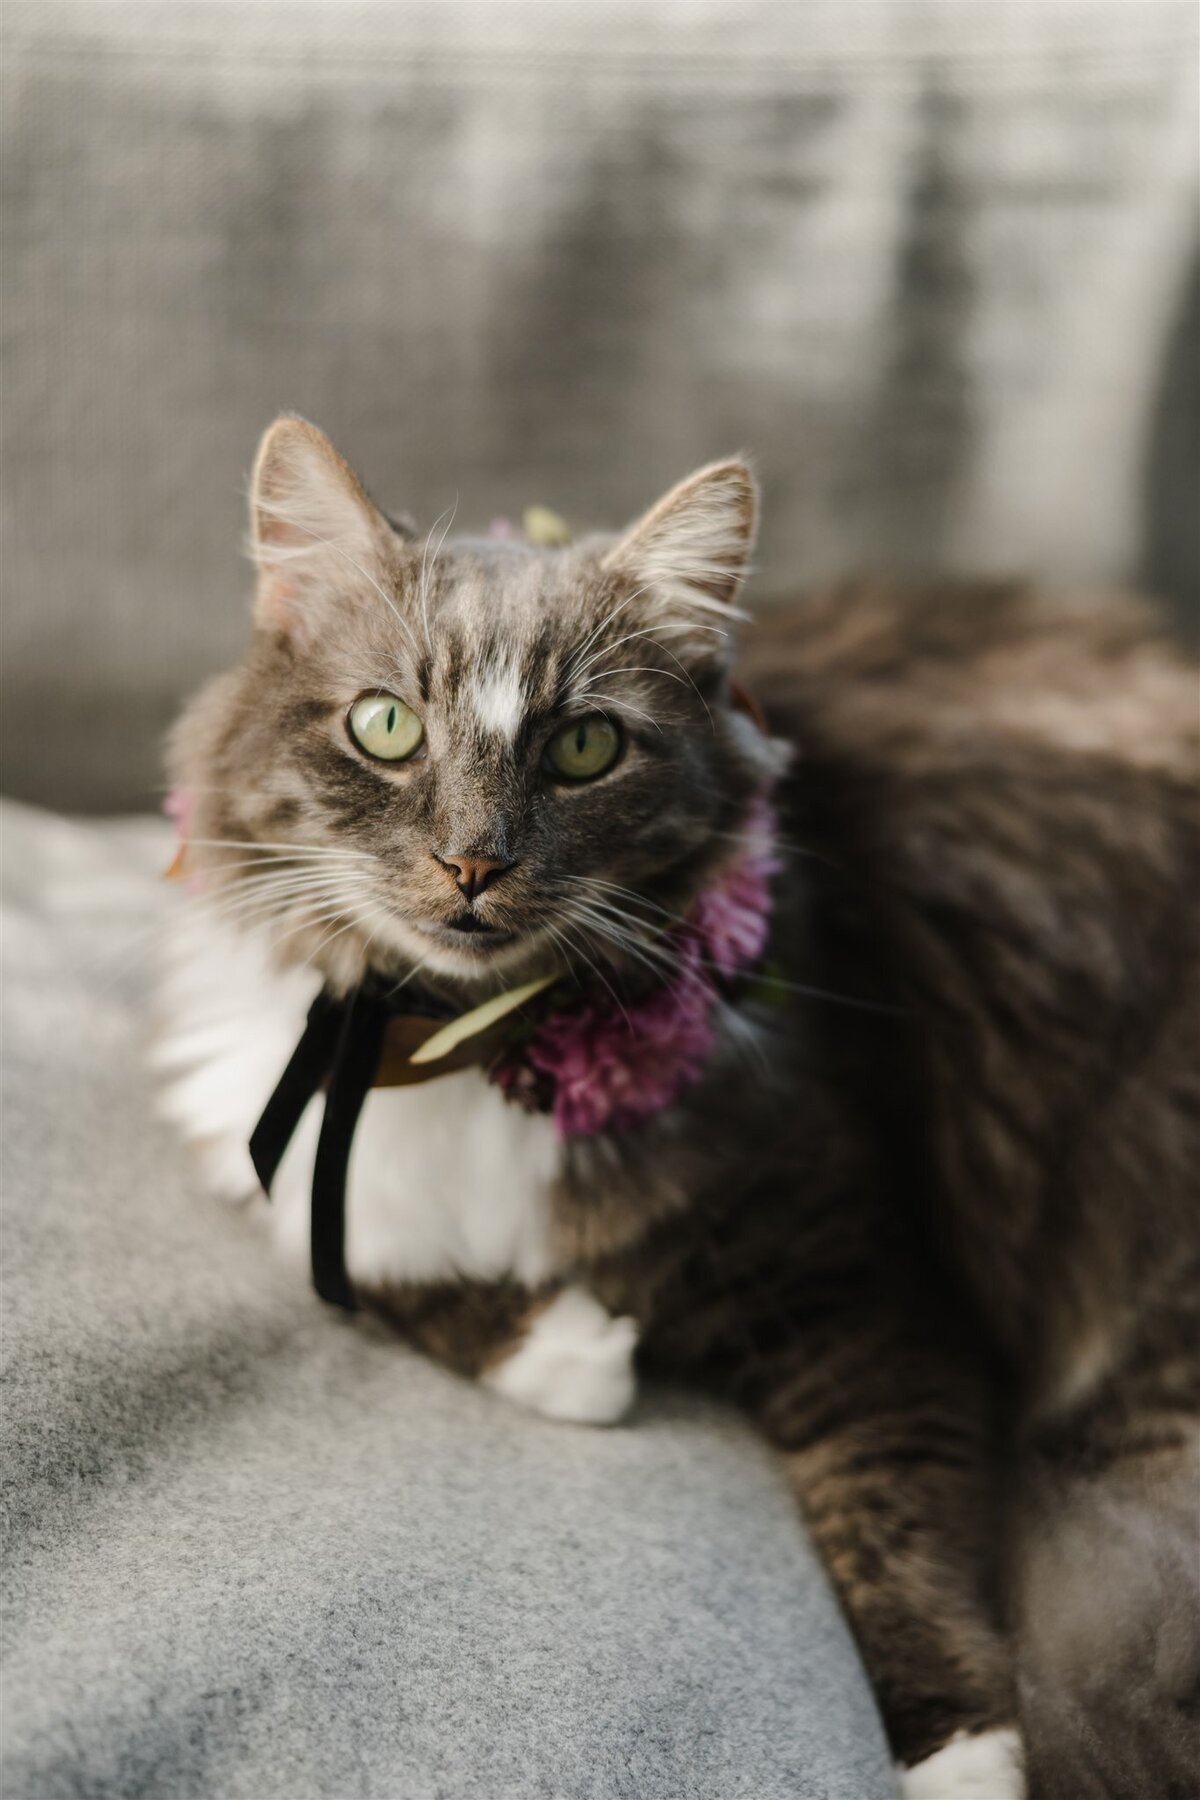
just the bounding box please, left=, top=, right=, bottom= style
left=0, top=800, right=896, bottom=1799
left=2, top=1, right=1196, bottom=809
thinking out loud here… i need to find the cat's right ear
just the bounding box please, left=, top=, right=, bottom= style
left=602, top=459, right=758, bottom=649
left=249, top=416, right=395, bottom=637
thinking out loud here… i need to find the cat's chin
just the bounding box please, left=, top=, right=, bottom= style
left=368, top=913, right=560, bottom=992
left=413, top=918, right=517, bottom=954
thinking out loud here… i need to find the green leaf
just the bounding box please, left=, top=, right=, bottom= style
left=408, top=974, right=557, bottom=1065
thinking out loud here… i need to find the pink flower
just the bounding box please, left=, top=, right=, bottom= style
left=521, top=948, right=716, bottom=1136
left=492, top=796, right=779, bottom=1137
left=163, top=785, right=195, bottom=840
left=688, top=795, right=782, bottom=978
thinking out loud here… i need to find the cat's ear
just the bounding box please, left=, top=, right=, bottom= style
left=602, top=460, right=758, bottom=635
left=249, top=416, right=395, bottom=636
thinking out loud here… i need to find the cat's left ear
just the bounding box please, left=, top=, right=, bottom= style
left=249, top=415, right=397, bottom=637
left=602, top=459, right=758, bottom=645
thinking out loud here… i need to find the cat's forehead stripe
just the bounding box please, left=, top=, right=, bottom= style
left=469, top=654, right=528, bottom=742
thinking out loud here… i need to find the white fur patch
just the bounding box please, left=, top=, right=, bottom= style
left=470, top=657, right=526, bottom=741
left=153, top=908, right=319, bottom=1204
left=484, top=1287, right=638, bottom=1424
left=340, top=1071, right=559, bottom=1288
left=154, top=906, right=561, bottom=1289
left=902, top=1728, right=1025, bottom=1800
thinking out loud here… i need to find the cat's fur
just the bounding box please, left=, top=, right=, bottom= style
left=156, top=417, right=1200, bottom=1798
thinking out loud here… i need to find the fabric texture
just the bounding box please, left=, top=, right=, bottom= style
left=0, top=799, right=897, bottom=1799
left=2, top=0, right=1197, bottom=809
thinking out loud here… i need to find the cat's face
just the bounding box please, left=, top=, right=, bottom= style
left=172, top=418, right=780, bottom=994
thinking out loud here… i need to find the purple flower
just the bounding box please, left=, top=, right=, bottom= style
left=491, top=795, right=779, bottom=1137
left=163, top=784, right=196, bottom=839
left=688, top=795, right=781, bottom=979
left=523, top=947, right=716, bottom=1136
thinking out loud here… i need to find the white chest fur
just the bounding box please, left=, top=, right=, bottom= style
left=153, top=909, right=563, bottom=1291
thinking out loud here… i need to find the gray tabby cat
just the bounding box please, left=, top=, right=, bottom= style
left=156, top=417, right=1200, bottom=1799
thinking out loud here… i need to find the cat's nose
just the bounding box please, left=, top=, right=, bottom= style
left=434, top=853, right=515, bottom=903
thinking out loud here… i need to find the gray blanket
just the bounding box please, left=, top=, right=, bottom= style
left=0, top=801, right=895, bottom=1798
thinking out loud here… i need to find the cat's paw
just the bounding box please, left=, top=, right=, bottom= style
left=901, top=1728, right=1025, bottom=1799
left=484, top=1287, right=638, bottom=1425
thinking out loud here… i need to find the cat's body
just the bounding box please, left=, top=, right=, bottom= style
left=157, top=419, right=1200, bottom=1798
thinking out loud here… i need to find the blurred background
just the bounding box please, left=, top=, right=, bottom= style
left=2, top=0, right=1196, bottom=811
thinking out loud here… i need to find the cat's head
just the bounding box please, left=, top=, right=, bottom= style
left=171, top=416, right=784, bottom=994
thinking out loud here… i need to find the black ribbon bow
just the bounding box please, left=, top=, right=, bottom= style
left=249, top=981, right=453, bottom=1310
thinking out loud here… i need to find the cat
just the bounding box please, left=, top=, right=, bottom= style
left=155, top=415, right=1200, bottom=1799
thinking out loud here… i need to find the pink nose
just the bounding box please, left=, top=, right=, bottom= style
left=435, top=854, right=514, bottom=902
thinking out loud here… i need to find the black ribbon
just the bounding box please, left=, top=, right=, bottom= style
left=249, top=981, right=451, bottom=1311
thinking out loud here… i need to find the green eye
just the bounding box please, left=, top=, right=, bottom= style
left=348, top=693, right=424, bottom=762
left=543, top=715, right=621, bottom=782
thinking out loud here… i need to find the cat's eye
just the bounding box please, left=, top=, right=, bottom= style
left=542, top=715, right=621, bottom=782
left=347, top=693, right=425, bottom=762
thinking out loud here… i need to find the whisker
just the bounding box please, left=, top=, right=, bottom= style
left=192, top=888, right=359, bottom=940
left=565, top=887, right=898, bottom=1015
left=562, top=897, right=691, bottom=991
left=380, top=953, right=436, bottom=1002
left=198, top=879, right=357, bottom=918
left=181, top=837, right=377, bottom=862
left=568, top=619, right=726, bottom=686
left=712, top=994, right=773, bottom=1081
left=705, top=828, right=839, bottom=872
left=418, top=498, right=458, bottom=654
left=566, top=875, right=690, bottom=930
left=87, top=872, right=368, bottom=995
left=267, top=901, right=374, bottom=956
left=577, top=664, right=696, bottom=692
left=196, top=861, right=367, bottom=898
left=538, top=916, right=583, bottom=984
left=562, top=587, right=653, bottom=681
left=547, top=913, right=633, bottom=1031
left=620, top=632, right=717, bottom=731
left=186, top=860, right=370, bottom=890
left=306, top=899, right=382, bottom=961
left=562, top=880, right=687, bottom=945
left=184, top=866, right=368, bottom=927
left=198, top=853, right=372, bottom=882
left=570, top=692, right=663, bottom=733
left=747, top=972, right=903, bottom=1016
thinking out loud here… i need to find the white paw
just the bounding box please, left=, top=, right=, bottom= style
left=901, top=1728, right=1025, bottom=1799
left=484, top=1287, right=638, bottom=1425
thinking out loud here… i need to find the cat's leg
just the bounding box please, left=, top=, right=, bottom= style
left=358, top=1278, right=639, bottom=1426
left=753, top=1323, right=1022, bottom=1793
